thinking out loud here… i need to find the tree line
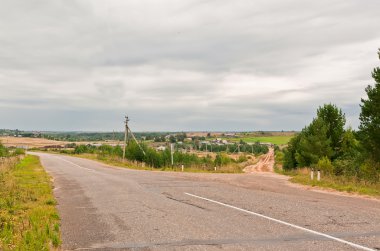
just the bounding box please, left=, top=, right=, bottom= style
left=281, top=49, right=380, bottom=183
left=71, top=142, right=249, bottom=170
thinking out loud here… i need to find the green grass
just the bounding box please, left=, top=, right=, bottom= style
left=0, top=155, right=61, bottom=250
left=227, top=136, right=293, bottom=145
left=49, top=152, right=244, bottom=174
left=87, top=153, right=244, bottom=173
left=281, top=169, right=380, bottom=198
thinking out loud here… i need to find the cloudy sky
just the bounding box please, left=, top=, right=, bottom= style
left=1, top=0, right=379, bottom=132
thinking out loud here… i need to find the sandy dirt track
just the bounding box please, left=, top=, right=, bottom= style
left=244, top=148, right=275, bottom=173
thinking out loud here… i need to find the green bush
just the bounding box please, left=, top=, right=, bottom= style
left=359, top=160, right=380, bottom=184
left=0, top=142, right=9, bottom=157
left=316, top=157, right=334, bottom=175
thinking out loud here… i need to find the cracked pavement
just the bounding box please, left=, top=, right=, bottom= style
left=32, top=152, right=380, bottom=251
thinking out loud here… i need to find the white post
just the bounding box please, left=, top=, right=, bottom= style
left=317, top=170, right=321, bottom=181
left=214, top=166, right=217, bottom=171
left=311, top=170, right=314, bottom=180
left=181, top=164, right=184, bottom=172
left=170, top=143, right=174, bottom=166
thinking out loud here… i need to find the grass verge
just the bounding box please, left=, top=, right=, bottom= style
left=281, top=168, right=380, bottom=198
left=0, top=155, right=61, bottom=250
left=83, top=153, right=244, bottom=173
left=43, top=151, right=244, bottom=173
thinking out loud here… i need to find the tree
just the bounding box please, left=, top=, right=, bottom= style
left=317, top=104, right=346, bottom=157
left=283, top=133, right=302, bottom=169
left=359, top=49, right=380, bottom=162
left=295, top=118, right=333, bottom=167
left=169, top=135, right=176, bottom=143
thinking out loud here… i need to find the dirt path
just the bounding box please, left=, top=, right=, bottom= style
left=243, top=147, right=275, bottom=173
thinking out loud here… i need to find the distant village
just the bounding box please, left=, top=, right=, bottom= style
left=0, top=129, right=274, bottom=151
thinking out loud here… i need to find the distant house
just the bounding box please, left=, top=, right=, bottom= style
left=156, top=146, right=166, bottom=151
left=224, top=133, right=236, bottom=138
left=211, top=138, right=228, bottom=145
left=88, top=143, right=102, bottom=147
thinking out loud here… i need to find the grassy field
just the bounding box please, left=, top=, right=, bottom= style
left=0, top=155, right=61, bottom=250
left=228, top=136, right=293, bottom=145
left=281, top=168, right=380, bottom=198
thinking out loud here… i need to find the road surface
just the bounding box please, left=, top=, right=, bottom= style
left=32, top=152, right=380, bottom=251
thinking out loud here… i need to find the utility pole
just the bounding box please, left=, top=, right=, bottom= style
left=122, top=116, right=129, bottom=161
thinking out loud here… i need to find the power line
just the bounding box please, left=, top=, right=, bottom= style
left=122, top=115, right=146, bottom=162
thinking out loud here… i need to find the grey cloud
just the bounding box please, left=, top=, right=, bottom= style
left=0, top=0, right=379, bottom=131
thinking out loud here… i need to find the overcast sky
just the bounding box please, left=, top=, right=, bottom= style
left=1, top=0, right=379, bottom=132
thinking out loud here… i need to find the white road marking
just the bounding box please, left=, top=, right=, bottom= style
left=55, top=156, right=95, bottom=172
left=185, top=192, right=375, bottom=251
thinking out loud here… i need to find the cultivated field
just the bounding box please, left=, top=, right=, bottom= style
left=0, top=136, right=122, bottom=148
left=0, top=136, right=68, bottom=148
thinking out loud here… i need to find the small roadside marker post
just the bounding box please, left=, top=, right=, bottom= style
left=181, top=164, right=184, bottom=172
left=214, top=166, right=217, bottom=171
left=317, top=170, right=321, bottom=181
left=170, top=143, right=174, bottom=167
left=311, top=169, right=314, bottom=180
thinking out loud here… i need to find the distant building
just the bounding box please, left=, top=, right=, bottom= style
left=224, top=133, right=237, bottom=138
left=156, top=146, right=166, bottom=151
left=88, top=143, right=102, bottom=147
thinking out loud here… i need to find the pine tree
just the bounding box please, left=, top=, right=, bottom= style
left=359, top=49, right=380, bottom=162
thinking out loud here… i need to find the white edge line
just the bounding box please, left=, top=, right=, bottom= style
left=184, top=192, right=375, bottom=251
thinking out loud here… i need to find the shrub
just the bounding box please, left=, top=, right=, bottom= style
left=359, top=160, right=380, bottom=184
left=316, top=156, right=334, bottom=175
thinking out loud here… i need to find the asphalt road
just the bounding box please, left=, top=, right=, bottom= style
left=32, top=152, right=380, bottom=251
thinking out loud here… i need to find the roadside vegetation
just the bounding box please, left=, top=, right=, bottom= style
left=276, top=49, right=380, bottom=197
left=51, top=142, right=261, bottom=173
left=0, top=144, right=60, bottom=250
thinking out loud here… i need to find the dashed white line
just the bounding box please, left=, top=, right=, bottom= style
left=185, top=192, right=375, bottom=251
